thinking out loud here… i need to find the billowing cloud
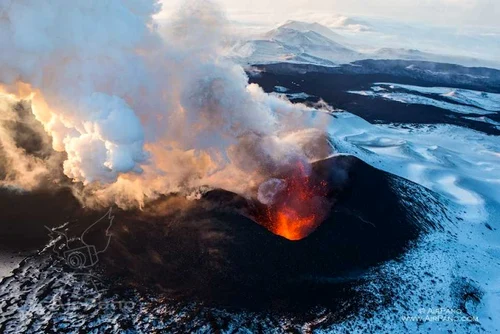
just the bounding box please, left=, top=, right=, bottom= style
left=0, top=0, right=334, bottom=207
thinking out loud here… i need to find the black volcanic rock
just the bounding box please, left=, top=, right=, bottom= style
left=0, top=154, right=452, bottom=331
left=248, top=61, right=500, bottom=135
left=0, top=187, right=84, bottom=251
left=251, top=60, right=500, bottom=93
left=0, top=155, right=449, bottom=305
left=92, top=155, right=448, bottom=306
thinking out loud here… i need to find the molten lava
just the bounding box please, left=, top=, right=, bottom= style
left=272, top=208, right=318, bottom=241
left=260, top=162, right=328, bottom=241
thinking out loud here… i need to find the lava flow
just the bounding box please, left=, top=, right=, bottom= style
left=260, top=162, right=329, bottom=241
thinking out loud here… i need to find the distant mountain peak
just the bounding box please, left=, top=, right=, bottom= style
left=271, top=20, right=345, bottom=44
left=229, top=20, right=359, bottom=67
left=228, top=17, right=500, bottom=69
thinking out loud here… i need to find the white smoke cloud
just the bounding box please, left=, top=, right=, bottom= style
left=0, top=0, right=333, bottom=207
left=257, top=178, right=286, bottom=205
left=0, top=0, right=158, bottom=184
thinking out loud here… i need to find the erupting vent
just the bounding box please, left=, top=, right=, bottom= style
left=259, top=162, right=329, bottom=240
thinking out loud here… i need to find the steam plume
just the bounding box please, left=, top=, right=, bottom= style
left=0, top=0, right=333, bottom=207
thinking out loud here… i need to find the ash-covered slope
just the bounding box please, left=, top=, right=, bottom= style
left=97, top=155, right=446, bottom=303
left=0, top=155, right=452, bottom=332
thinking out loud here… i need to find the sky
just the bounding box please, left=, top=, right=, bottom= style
left=156, top=0, right=500, bottom=64
left=159, top=0, right=500, bottom=29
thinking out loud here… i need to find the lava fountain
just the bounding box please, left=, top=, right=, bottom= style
left=258, top=161, right=329, bottom=240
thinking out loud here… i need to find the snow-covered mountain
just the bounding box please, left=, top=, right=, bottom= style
left=265, top=20, right=346, bottom=44
left=230, top=20, right=361, bottom=66
left=230, top=20, right=500, bottom=69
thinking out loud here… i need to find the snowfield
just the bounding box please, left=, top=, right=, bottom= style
left=348, top=83, right=500, bottom=116
left=327, top=110, right=500, bottom=332
left=375, top=83, right=500, bottom=112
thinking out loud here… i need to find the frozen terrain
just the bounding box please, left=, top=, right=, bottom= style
left=348, top=84, right=500, bottom=116
left=229, top=20, right=500, bottom=69
left=374, top=83, right=500, bottom=112
left=326, top=111, right=500, bottom=332
left=0, top=252, right=24, bottom=280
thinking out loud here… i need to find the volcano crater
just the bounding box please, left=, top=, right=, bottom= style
left=87, top=155, right=448, bottom=307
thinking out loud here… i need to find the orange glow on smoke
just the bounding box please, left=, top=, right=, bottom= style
left=261, top=162, right=328, bottom=241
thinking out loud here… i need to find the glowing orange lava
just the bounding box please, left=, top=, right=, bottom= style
left=260, top=162, right=328, bottom=241
left=273, top=208, right=317, bottom=241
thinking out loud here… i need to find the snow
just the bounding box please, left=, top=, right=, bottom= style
left=278, top=15, right=500, bottom=67
left=285, top=92, right=314, bottom=100
left=0, top=251, right=25, bottom=280
left=274, top=86, right=289, bottom=93
left=463, top=116, right=500, bottom=129
left=375, top=83, right=500, bottom=111
left=230, top=23, right=360, bottom=66
left=328, top=111, right=500, bottom=208
left=348, top=83, right=499, bottom=115
left=325, top=110, right=500, bottom=332
left=228, top=20, right=500, bottom=69
left=266, top=20, right=345, bottom=44
left=271, top=87, right=315, bottom=101
left=436, top=175, right=483, bottom=205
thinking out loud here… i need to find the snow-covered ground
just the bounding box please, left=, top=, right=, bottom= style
left=325, top=110, right=500, bottom=332
left=271, top=86, right=315, bottom=101
left=464, top=116, right=500, bottom=128
left=0, top=252, right=25, bottom=280
left=329, top=110, right=500, bottom=217
left=375, top=83, right=500, bottom=112
left=348, top=83, right=500, bottom=118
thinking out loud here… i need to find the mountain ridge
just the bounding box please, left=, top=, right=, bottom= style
left=229, top=20, right=500, bottom=69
